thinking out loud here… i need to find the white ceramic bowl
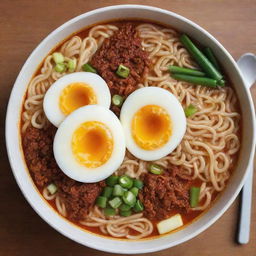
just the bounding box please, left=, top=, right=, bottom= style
left=5, top=5, right=256, bottom=254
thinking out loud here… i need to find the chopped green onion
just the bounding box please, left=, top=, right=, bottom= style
left=47, top=183, right=57, bottom=195
left=130, top=187, right=139, bottom=197
left=106, top=175, right=119, bottom=186
left=133, top=200, right=144, bottom=212
left=113, top=184, right=125, bottom=197
left=119, top=175, right=133, bottom=189
left=120, top=210, right=132, bottom=217
left=149, top=164, right=164, bottom=175
left=203, top=47, right=221, bottom=71
left=54, top=63, right=66, bottom=73
left=172, top=74, right=218, bottom=88
left=133, top=179, right=143, bottom=189
left=109, top=197, right=122, bottom=209
left=119, top=203, right=131, bottom=211
left=168, top=65, right=205, bottom=76
left=122, top=191, right=136, bottom=206
left=96, top=196, right=107, bottom=208
left=112, top=94, right=124, bottom=107
left=52, top=52, right=64, bottom=64
left=82, top=63, right=97, bottom=73
left=102, top=186, right=113, bottom=198
left=104, top=207, right=116, bottom=216
left=180, top=34, right=223, bottom=82
left=190, top=187, right=200, bottom=208
left=184, top=104, right=197, bottom=117
left=116, top=64, right=130, bottom=78
left=67, top=59, right=77, bottom=72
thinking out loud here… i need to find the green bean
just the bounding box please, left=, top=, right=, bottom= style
left=172, top=74, right=218, bottom=88
left=204, top=47, right=221, bottom=71
left=168, top=65, right=205, bottom=76
left=190, top=187, right=200, bottom=208
left=218, top=79, right=225, bottom=87
left=96, top=196, right=107, bottom=208
left=106, top=175, right=119, bottom=186
left=180, top=34, right=223, bottom=82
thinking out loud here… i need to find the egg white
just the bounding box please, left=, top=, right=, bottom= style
left=120, top=87, right=187, bottom=161
left=53, top=105, right=126, bottom=183
left=43, top=72, right=111, bottom=127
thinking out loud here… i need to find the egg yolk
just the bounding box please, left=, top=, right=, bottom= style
left=132, top=105, right=172, bottom=150
left=59, top=82, right=97, bottom=115
left=72, top=121, right=113, bottom=168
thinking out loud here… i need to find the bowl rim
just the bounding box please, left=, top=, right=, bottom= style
left=5, top=4, right=256, bottom=254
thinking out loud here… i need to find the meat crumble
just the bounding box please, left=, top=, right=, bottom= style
left=23, top=126, right=105, bottom=221
left=91, top=23, right=150, bottom=97
left=139, top=166, right=192, bottom=220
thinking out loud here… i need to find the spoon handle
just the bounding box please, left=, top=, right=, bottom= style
left=237, top=53, right=256, bottom=244
left=238, top=163, right=253, bottom=244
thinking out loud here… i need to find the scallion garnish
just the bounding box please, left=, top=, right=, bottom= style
left=54, top=63, right=66, bottom=73
left=116, top=64, right=130, bottom=78
left=133, top=200, right=144, bottom=212
left=184, top=104, right=197, bottom=117
left=122, top=191, right=136, bottom=206
left=112, top=94, right=124, bottom=107
left=67, top=59, right=77, bottom=72
left=52, top=52, right=64, bottom=64
left=190, top=187, right=200, bottom=208
left=96, top=196, right=107, bottom=208
left=109, top=197, right=122, bottom=209
left=104, top=207, right=116, bottom=216
left=149, top=164, right=164, bottom=175
left=82, top=63, right=97, bottom=73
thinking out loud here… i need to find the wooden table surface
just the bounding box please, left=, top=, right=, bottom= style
left=0, top=0, right=255, bottom=255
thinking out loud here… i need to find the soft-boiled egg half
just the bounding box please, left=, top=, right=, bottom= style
left=53, top=105, right=126, bottom=182
left=120, top=87, right=186, bottom=161
left=43, top=72, right=111, bottom=127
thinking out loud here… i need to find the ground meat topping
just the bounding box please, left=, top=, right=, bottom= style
left=23, top=126, right=104, bottom=221
left=23, top=126, right=59, bottom=187
left=56, top=179, right=105, bottom=221
left=139, top=166, right=192, bottom=220
left=91, top=23, right=150, bottom=97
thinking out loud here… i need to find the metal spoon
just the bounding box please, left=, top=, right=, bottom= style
left=237, top=53, right=256, bottom=244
